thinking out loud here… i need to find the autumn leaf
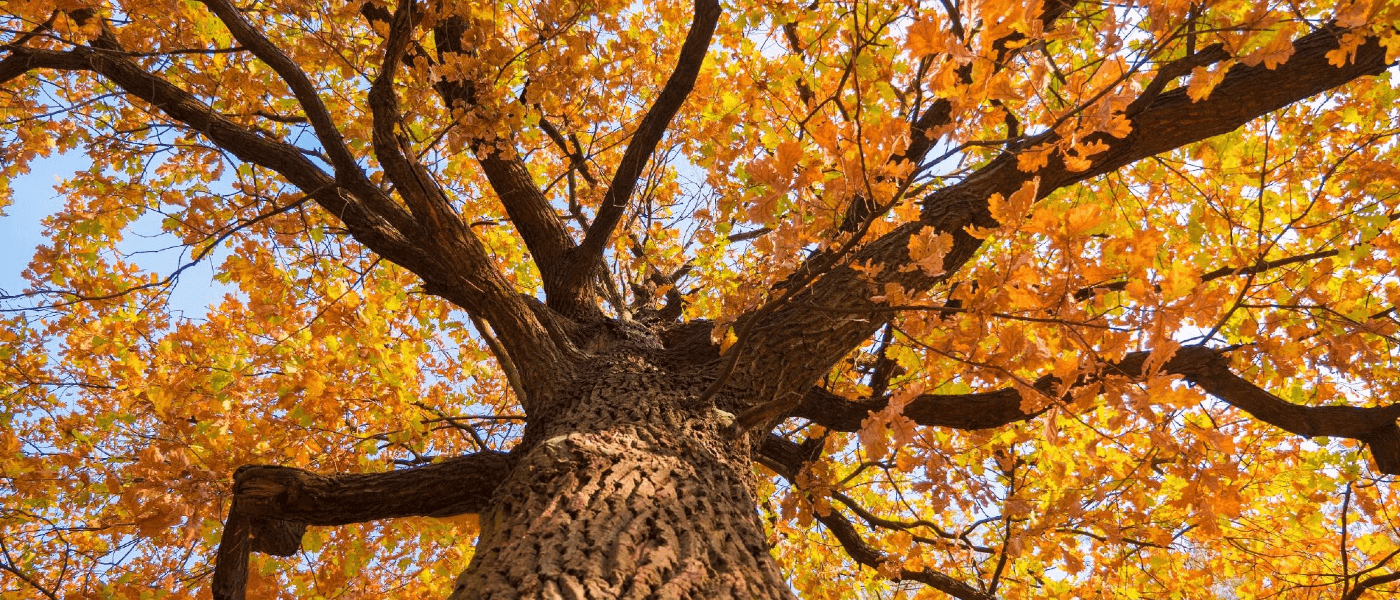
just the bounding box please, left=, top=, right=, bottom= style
left=1187, top=60, right=1235, bottom=102
left=906, top=226, right=954, bottom=276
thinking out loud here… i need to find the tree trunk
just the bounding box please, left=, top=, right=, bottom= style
left=449, top=351, right=794, bottom=600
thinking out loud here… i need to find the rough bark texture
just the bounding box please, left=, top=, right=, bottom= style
left=450, top=346, right=793, bottom=600
left=233, top=452, right=514, bottom=524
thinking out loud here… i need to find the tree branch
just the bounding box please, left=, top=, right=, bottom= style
left=367, top=0, right=577, bottom=405
left=1058, top=26, right=1391, bottom=188
left=428, top=6, right=580, bottom=315
left=717, top=24, right=1394, bottom=429
left=794, top=346, right=1400, bottom=474
left=759, top=435, right=999, bottom=600
left=0, top=556, right=60, bottom=600
left=1074, top=211, right=1399, bottom=301
left=212, top=505, right=252, bottom=600
left=232, top=452, right=512, bottom=523
left=197, top=0, right=389, bottom=212
left=368, top=1, right=472, bottom=240
left=1343, top=571, right=1400, bottom=600
left=0, top=38, right=442, bottom=292
left=211, top=451, right=513, bottom=600
left=477, top=146, right=579, bottom=307
left=537, top=112, right=598, bottom=186
left=1, top=12, right=576, bottom=403
left=1169, top=347, right=1400, bottom=474
left=795, top=379, right=1049, bottom=432
left=833, top=0, right=1081, bottom=235
left=469, top=313, right=529, bottom=405
left=899, top=0, right=1081, bottom=168
left=558, top=0, right=722, bottom=312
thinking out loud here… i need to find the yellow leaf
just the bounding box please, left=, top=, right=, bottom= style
left=1062, top=204, right=1104, bottom=237
left=906, top=226, right=954, bottom=276
left=904, top=19, right=947, bottom=57
left=989, top=178, right=1041, bottom=226
left=304, top=372, right=326, bottom=398
left=1187, top=60, right=1234, bottom=102
left=719, top=327, right=738, bottom=354
left=1016, top=143, right=1055, bottom=172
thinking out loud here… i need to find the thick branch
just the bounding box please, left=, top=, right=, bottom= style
left=368, top=3, right=474, bottom=244
left=232, top=451, right=512, bottom=523
left=478, top=152, right=579, bottom=305
left=1169, top=347, right=1400, bottom=475
left=794, top=346, right=1400, bottom=474
left=924, top=25, right=1394, bottom=245
left=198, top=0, right=388, bottom=212
left=212, top=505, right=252, bottom=600
left=556, top=0, right=721, bottom=312
left=1343, top=571, right=1400, bottom=600
left=1, top=21, right=575, bottom=403
left=428, top=9, right=579, bottom=315
left=796, top=380, right=1048, bottom=432
left=0, top=43, right=437, bottom=289
left=369, top=2, right=576, bottom=404
left=718, top=25, right=1393, bottom=422
left=211, top=451, right=513, bottom=600
left=1065, top=27, right=1390, bottom=187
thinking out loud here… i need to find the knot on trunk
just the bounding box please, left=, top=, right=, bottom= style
left=527, top=434, right=583, bottom=474
left=232, top=465, right=316, bottom=556
left=234, top=464, right=326, bottom=515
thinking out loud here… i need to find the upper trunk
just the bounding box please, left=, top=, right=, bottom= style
left=450, top=346, right=794, bottom=600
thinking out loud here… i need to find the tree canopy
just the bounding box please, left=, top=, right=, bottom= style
left=4, top=0, right=1400, bottom=598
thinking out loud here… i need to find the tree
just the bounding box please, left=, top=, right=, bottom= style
left=3, top=0, right=1400, bottom=597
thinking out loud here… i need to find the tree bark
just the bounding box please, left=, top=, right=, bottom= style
left=450, top=349, right=793, bottom=600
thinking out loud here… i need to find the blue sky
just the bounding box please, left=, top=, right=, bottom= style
left=1, top=153, right=81, bottom=301
left=1, top=152, right=230, bottom=319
